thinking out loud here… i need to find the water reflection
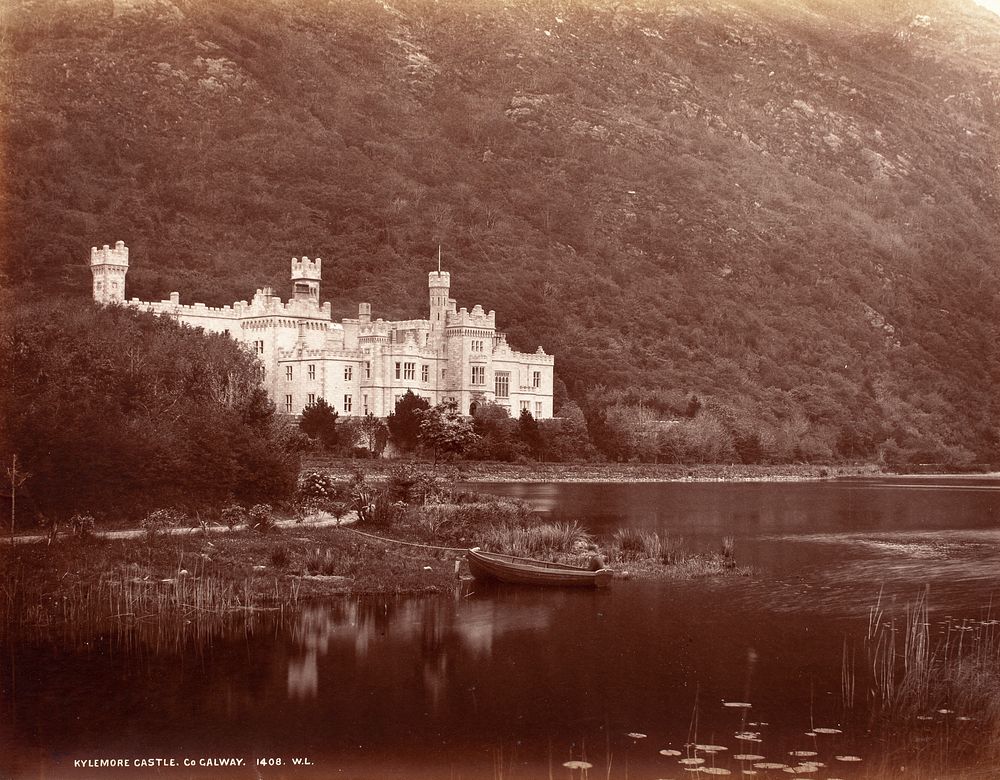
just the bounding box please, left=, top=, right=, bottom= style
left=285, top=593, right=555, bottom=706
left=6, top=478, right=1000, bottom=778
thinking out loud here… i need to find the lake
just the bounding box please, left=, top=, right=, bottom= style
left=3, top=476, right=999, bottom=779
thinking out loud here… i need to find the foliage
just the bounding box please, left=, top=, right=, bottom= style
left=140, top=508, right=186, bottom=539
left=476, top=520, right=593, bottom=559
left=2, top=301, right=300, bottom=526
left=246, top=504, right=275, bottom=535
left=297, top=471, right=339, bottom=501
left=417, top=400, right=477, bottom=463
left=349, top=475, right=405, bottom=526
left=386, top=391, right=430, bottom=452
left=220, top=503, right=246, bottom=530
left=269, top=544, right=290, bottom=568
left=298, top=398, right=339, bottom=450
left=68, top=513, right=96, bottom=539
left=358, top=412, right=388, bottom=457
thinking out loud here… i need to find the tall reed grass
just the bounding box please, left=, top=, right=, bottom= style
left=859, top=589, right=1000, bottom=771
left=865, top=589, right=1000, bottom=721
left=476, top=521, right=593, bottom=558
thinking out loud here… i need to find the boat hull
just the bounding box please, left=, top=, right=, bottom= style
left=466, top=548, right=612, bottom=588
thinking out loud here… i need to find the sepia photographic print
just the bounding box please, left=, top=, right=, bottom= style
left=2, top=0, right=999, bottom=777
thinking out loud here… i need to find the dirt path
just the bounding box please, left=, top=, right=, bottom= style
left=2, top=511, right=358, bottom=546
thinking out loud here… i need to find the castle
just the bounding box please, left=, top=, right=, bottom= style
left=90, top=242, right=554, bottom=419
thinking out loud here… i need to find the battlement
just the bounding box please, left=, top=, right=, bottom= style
left=448, top=305, right=496, bottom=329
left=428, top=270, right=450, bottom=287
left=91, top=240, right=129, bottom=267
left=291, top=256, right=321, bottom=280
left=276, top=346, right=363, bottom=361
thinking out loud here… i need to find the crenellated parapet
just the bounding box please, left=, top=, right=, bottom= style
left=276, top=346, right=364, bottom=361
left=91, top=240, right=129, bottom=269
left=447, top=304, right=495, bottom=330
left=290, top=256, right=321, bottom=281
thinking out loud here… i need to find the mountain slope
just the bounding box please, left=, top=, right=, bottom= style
left=2, top=0, right=999, bottom=462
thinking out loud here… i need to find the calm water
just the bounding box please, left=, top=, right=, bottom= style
left=3, top=476, right=999, bottom=779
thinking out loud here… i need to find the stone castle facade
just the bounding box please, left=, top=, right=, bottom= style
left=90, top=241, right=554, bottom=419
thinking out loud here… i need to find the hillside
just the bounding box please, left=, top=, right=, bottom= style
left=2, top=0, right=999, bottom=463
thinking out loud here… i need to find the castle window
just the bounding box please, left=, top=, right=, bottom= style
left=344, top=395, right=353, bottom=413
left=404, top=362, right=415, bottom=380
left=308, top=364, right=315, bottom=380
left=520, top=400, right=530, bottom=412
left=284, top=395, right=293, bottom=413
left=364, top=362, right=371, bottom=379
left=345, top=365, right=353, bottom=381
left=535, top=401, right=542, bottom=417
left=285, top=366, right=293, bottom=381
left=533, top=371, right=541, bottom=388
left=254, top=340, right=264, bottom=355
left=395, top=362, right=401, bottom=380
left=363, top=394, right=369, bottom=415
left=472, top=365, right=485, bottom=385
left=308, top=393, right=315, bottom=406
left=421, top=364, right=429, bottom=382
left=495, top=372, right=509, bottom=399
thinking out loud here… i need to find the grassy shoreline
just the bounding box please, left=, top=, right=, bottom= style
left=302, top=458, right=886, bottom=483
left=1, top=485, right=750, bottom=636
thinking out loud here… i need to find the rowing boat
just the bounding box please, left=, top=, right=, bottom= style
left=466, top=547, right=613, bottom=588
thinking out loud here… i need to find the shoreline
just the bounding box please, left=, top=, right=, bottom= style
left=303, top=459, right=887, bottom=483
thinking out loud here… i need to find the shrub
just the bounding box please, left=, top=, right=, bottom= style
left=221, top=503, right=246, bottom=530
left=298, top=471, right=339, bottom=501
left=246, top=504, right=275, bottom=534
left=305, top=547, right=338, bottom=575
left=140, top=508, right=186, bottom=539
left=68, top=513, right=95, bottom=539
left=352, top=484, right=405, bottom=526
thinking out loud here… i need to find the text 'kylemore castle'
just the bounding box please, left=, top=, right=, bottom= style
left=90, top=242, right=554, bottom=419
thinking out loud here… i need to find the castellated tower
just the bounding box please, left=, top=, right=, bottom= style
left=90, top=241, right=129, bottom=304
left=428, top=269, right=451, bottom=333
left=290, top=256, right=321, bottom=302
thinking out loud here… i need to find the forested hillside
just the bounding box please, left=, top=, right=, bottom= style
left=2, top=0, right=999, bottom=464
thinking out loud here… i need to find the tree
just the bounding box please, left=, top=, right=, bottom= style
left=299, top=398, right=339, bottom=450
left=387, top=390, right=430, bottom=452
left=538, top=401, right=599, bottom=462
left=3, top=300, right=299, bottom=525
left=417, top=400, right=477, bottom=465
left=358, top=412, right=388, bottom=457
left=469, top=401, right=519, bottom=461
left=516, top=408, right=543, bottom=460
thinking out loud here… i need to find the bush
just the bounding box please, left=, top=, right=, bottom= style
left=246, top=504, right=275, bottom=534
left=68, top=513, right=95, bottom=539
left=298, top=471, right=339, bottom=500
left=220, top=503, right=246, bottom=530
left=305, top=547, right=339, bottom=575
left=140, top=508, right=186, bottom=539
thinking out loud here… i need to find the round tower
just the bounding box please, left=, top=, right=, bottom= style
left=90, top=241, right=129, bottom=304
left=429, top=269, right=450, bottom=325
left=291, top=256, right=321, bottom=302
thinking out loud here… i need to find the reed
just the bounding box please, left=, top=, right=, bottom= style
left=477, top=521, right=593, bottom=558
left=862, top=590, right=1000, bottom=768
